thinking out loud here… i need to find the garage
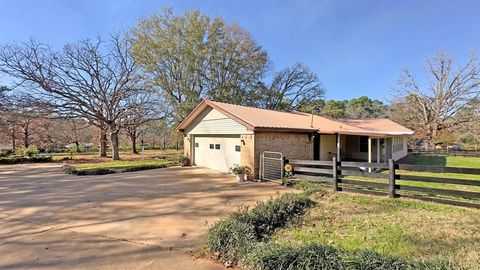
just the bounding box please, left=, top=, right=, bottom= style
left=193, top=136, right=241, bottom=172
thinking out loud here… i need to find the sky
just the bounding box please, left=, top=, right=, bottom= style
left=0, top=0, right=479, bottom=101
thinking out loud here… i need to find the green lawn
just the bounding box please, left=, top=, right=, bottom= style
left=341, top=155, right=480, bottom=201
left=271, top=189, right=480, bottom=269
left=64, top=158, right=178, bottom=175
left=406, top=155, right=480, bottom=168
left=74, top=158, right=176, bottom=171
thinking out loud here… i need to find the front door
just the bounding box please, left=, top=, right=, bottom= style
left=313, top=133, right=320, bottom=160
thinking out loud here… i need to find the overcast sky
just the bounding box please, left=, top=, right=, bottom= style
left=0, top=0, right=479, bottom=101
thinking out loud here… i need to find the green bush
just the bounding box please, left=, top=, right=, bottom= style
left=243, top=193, right=315, bottom=240
left=62, top=164, right=169, bottom=175
left=411, top=260, right=466, bottom=270
left=206, top=193, right=315, bottom=266
left=0, top=155, right=52, bottom=165
left=344, top=250, right=408, bottom=270
left=243, top=242, right=463, bottom=270
left=243, top=242, right=344, bottom=270
left=0, top=149, right=14, bottom=157
left=18, top=145, right=39, bottom=157
left=62, top=165, right=77, bottom=174
left=207, top=218, right=257, bottom=264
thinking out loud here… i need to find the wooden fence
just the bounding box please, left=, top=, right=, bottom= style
left=410, top=149, right=480, bottom=157
left=289, top=158, right=480, bottom=209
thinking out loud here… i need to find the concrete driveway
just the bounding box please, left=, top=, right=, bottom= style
left=0, top=164, right=289, bottom=269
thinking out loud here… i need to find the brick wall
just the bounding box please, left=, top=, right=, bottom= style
left=240, top=134, right=255, bottom=180
left=183, top=135, right=192, bottom=165
left=253, top=132, right=313, bottom=178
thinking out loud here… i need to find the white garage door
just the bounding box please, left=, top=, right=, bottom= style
left=194, top=136, right=241, bottom=172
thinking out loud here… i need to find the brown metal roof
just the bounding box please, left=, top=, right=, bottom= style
left=177, top=99, right=414, bottom=136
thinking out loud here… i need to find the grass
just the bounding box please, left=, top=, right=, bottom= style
left=341, top=155, right=480, bottom=202
left=406, top=155, right=480, bottom=168
left=271, top=188, right=480, bottom=269
left=52, top=149, right=182, bottom=163
left=61, top=149, right=182, bottom=175
left=73, top=158, right=175, bottom=171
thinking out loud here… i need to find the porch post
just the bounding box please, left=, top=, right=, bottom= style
left=336, top=133, right=341, bottom=162
left=377, top=138, right=381, bottom=163
left=368, top=137, right=372, bottom=172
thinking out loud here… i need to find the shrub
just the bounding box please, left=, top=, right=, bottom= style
left=0, top=149, right=14, bottom=157
left=206, top=193, right=315, bottom=266
left=0, top=155, right=52, bottom=165
left=179, top=155, right=188, bottom=165
left=242, top=242, right=343, bottom=270
left=344, top=250, right=408, bottom=270
left=207, top=218, right=257, bottom=264
left=62, top=165, right=79, bottom=174
left=244, top=193, right=315, bottom=240
left=243, top=243, right=464, bottom=270
left=30, top=155, right=53, bottom=163
left=62, top=164, right=169, bottom=175
left=411, top=260, right=466, bottom=270
left=230, top=164, right=246, bottom=175
left=18, top=145, right=39, bottom=157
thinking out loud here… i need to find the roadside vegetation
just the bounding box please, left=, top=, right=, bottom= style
left=204, top=187, right=474, bottom=269
left=0, top=145, right=52, bottom=165
left=61, top=149, right=181, bottom=175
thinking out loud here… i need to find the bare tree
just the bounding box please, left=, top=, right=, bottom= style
left=254, top=63, right=325, bottom=111
left=0, top=35, right=146, bottom=160
left=394, top=51, right=480, bottom=149
left=0, top=91, right=43, bottom=149
left=122, top=91, right=163, bottom=154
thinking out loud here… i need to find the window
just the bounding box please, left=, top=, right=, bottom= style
left=359, top=136, right=368, bottom=152
left=215, top=144, right=220, bottom=150
left=235, top=145, right=241, bottom=152
left=393, top=137, right=404, bottom=153
left=195, top=143, right=199, bottom=147
left=209, top=144, right=214, bottom=149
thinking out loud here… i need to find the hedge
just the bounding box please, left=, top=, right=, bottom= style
left=62, top=164, right=169, bottom=175
left=242, top=242, right=465, bottom=270
left=0, top=155, right=53, bottom=165
left=207, top=193, right=315, bottom=265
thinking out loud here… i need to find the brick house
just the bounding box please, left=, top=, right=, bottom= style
left=177, top=100, right=413, bottom=179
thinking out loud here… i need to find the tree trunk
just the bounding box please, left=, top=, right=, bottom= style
left=109, top=125, right=120, bottom=160
left=11, top=128, right=16, bottom=154
left=75, top=141, right=80, bottom=153
left=100, top=128, right=107, bottom=157
left=131, top=130, right=138, bottom=154
left=23, top=125, right=29, bottom=148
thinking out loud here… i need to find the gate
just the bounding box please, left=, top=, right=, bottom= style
left=260, top=151, right=283, bottom=181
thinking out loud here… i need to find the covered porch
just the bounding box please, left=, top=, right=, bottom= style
left=314, top=133, right=393, bottom=163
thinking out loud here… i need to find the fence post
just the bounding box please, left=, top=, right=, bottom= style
left=388, top=159, right=396, bottom=198
left=333, top=157, right=339, bottom=191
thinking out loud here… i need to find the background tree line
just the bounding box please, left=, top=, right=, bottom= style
left=0, top=7, right=479, bottom=158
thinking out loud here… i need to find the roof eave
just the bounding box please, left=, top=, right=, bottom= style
left=176, top=99, right=256, bottom=133
left=254, top=127, right=318, bottom=133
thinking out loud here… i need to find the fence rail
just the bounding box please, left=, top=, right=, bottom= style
left=410, top=149, right=480, bottom=157
left=289, top=158, right=480, bottom=209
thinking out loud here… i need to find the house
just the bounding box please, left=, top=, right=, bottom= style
left=177, top=100, right=414, bottom=179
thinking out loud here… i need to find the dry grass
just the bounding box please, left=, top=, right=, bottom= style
left=272, top=190, right=480, bottom=268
